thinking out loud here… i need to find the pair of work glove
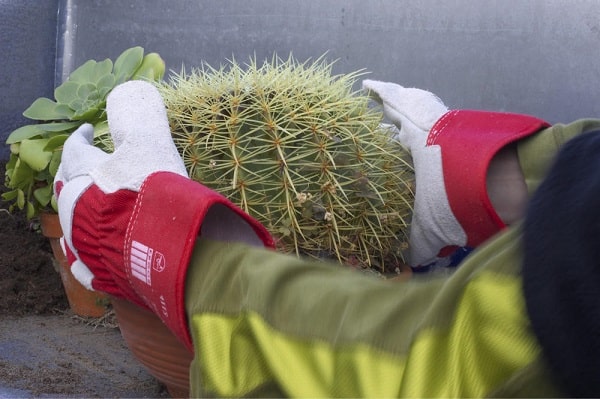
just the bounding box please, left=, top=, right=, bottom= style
left=55, top=79, right=575, bottom=351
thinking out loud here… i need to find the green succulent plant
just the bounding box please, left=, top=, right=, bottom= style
left=3, top=46, right=165, bottom=218
left=158, top=55, right=415, bottom=271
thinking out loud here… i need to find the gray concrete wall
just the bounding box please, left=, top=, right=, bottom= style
left=0, top=0, right=59, bottom=159
left=2, top=0, right=599, bottom=159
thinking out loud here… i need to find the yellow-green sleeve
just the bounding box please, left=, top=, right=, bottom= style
left=185, top=226, right=563, bottom=398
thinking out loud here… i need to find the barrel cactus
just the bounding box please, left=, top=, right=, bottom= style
left=158, top=56, right=415, bottom=272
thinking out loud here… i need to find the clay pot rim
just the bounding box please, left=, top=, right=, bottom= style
left=39, top=212, right=62, bottom=239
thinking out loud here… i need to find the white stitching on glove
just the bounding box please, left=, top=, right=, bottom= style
left=363, top=80, right=467, bottom=266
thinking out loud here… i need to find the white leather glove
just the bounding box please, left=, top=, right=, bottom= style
left=363, top=80, right=549, bottom=267
left=55, top=81, right=273, bottom=350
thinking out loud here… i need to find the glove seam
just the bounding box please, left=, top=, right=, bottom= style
left=123, top=172, right=151, bottom=293
left=427, top=110, right=454, bottom=145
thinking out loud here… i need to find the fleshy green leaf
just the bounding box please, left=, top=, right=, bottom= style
left=5, top=153, right=18, bottom=171
left=87, top=92, right=102, bottom=106
left=33, top=184, right=52, bottom=207
left=23, top=97, right=74, bottom=121
left=114, top=46, right=145, bottom=84
left=90, top=59, right=114, bottom=84
left=44, top=134, right=69, bottom=152
left=97, top=86, right=113, bottom=100
left=68, top=59, right=112, bottom=84
left=19, top=138, right=52, bottom=172
left=17, top=189, right=25, bottom=209
left=76, top=83, right=97, bottom=102
left=54, top=81, right=80, bottom=105
left=9, top=143, right=20, bottom=154
left=6, top=122, right=80, bottom=144
left=96, top=74, right=116, bottom=95
left=50, top=194, right=58, bottom=213
left=69, top=98, right=84, bottom=112
left=26, top=201, right=35, bottom=219
left=6, top=125, right=43, bottom=144
left=34, top=168, right=51, bottom=182
left=67, top=60, right=96, bottom=83
left=71, top=105, right=102, bottom=121
left=134, top=52, right=165, bottom=81
left=36, top=121, right=80, bottom=132
left=1, top=190, right=18, bottom=202
left=48, top=150, right=62, bottom=177
left=5, top=159, right=34, bottom=189
left=93, top=120, right=109, bottom=138
left=132, top=68, right=155, bottom=81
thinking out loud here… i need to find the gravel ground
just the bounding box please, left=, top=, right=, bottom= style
left=0, top=313, right=170, bottom=398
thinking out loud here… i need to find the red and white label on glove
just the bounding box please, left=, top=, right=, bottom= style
left=72, top=171, right=273, bottom=351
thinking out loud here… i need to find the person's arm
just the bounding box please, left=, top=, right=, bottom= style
left=363, top=80, right=600, bottom=269
left=54, top=78, right=599, bottom=397
left=185, top=127, right=600, bottom=398
left=54, top=81, right=273, bottom=351
left=185, top=229, right=561, bottom=398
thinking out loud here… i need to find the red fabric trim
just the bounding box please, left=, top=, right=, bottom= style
left=124, top=172, right=273, bottom=350
left=428, top=110, right=549, bottom=247
left=73, top=187, right=141, bottom=302
left=71, top=172, right=273, bottom=351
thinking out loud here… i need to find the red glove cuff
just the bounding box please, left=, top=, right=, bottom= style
left=72, top=172, right=274, bottom=351
left=125, top=172, right=273, bottom=350
left=428, top=110, right=550, bottom=248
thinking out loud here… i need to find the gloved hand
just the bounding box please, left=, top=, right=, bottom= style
left=55, top=80, right=274, bottom=350
left=363, top=80, right=550, bottom=267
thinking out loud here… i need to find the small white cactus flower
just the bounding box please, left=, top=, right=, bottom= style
left=296, top=192, right=308, bottom=204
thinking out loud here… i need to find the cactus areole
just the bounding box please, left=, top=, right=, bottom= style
left=159, top=56, right=415, bottom=272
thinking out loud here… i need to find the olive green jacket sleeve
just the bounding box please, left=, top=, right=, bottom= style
left=185, top=226, right=563, bottom=398
left=182, top=119, right=600, bottom=397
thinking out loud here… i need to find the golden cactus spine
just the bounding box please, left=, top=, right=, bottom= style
left=158, top=55, right=414, bottom=272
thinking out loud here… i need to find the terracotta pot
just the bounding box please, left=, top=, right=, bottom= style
left=111, top=297, right=193, bottom=398
left=39, top=212, right=109, bottom=317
